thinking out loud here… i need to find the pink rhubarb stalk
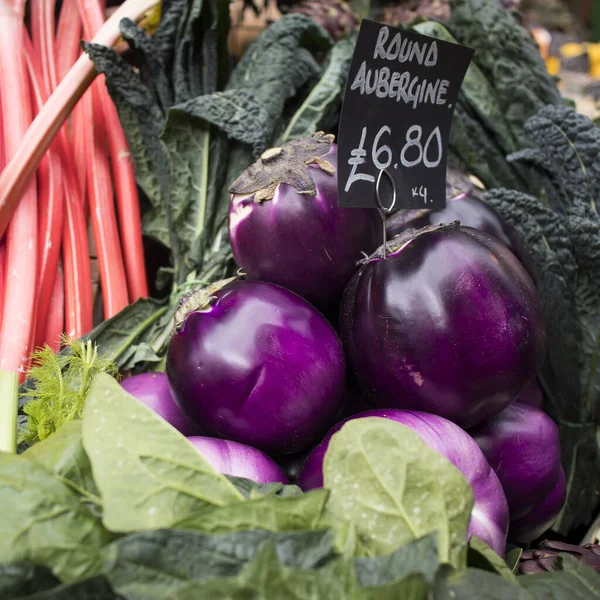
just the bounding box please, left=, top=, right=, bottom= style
left=78, top=0, right=149, bottom=302
left=0, top=0, right=39, bottom=378
left=24, top=32, right=66, bottom=351
left=0, top=0, right=160, bottom=238
left=41, top=266, right=65, bottom=352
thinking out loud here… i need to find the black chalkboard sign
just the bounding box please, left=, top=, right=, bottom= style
left=337, top=20, right=474, bottom=210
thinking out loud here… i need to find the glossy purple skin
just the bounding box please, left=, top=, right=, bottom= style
left=386, top=193, right=529, bottom=269
left=187, top=436, right=288, bottom=484
left=166, top=280, right=346, bottom=455
left=470, top=400, right=566, bottom=543
left=508, top=467, right=566, bottom=543
left=120, top=372, right=199, bottom=436
left=340, top=225, right=547, bottom=428
left=228, top=145, right=380, bottom=310
left=298, top=409, right=510, bottom=556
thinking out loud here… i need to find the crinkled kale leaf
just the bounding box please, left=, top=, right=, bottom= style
left=486, top=105, right=600, bottom=534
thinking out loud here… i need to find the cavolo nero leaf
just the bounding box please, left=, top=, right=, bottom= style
left=0, top=453, right=111, bottom=583
left=509, top=105, right=600, bottom=212
left=412, top=20, right=530, bottom=192
left=447, top=0, right=562, bottom=149
left=82, top=373, right=244, bottom=533
left=101, top=529, right=336, bottom=600
left=279, top=34, right=356, bottom=143
left=321, top=418, right=473, bottom=567
left=485, top=105, right=600, bottom=534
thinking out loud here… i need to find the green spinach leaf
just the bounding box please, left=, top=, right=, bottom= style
left=82, top=373, right=243, bottom=532
left=354, top=533, right=439, bottom=587
left=22, top=575, right=121, bottom=600
left=177, top=489, right=330, bottom=534
left=0, top=563, right=60, bottom=599
left=102, top=528, right=336, bottom=600
left=433, top=566, right=530, bottom=600
left=467, top=536, right=518, bottom=583
left=225, top=475, right=304, bottom=499
left=23, top=421, right=100, bottom=505
left=321, top=418, right=473, bottom=566
left=505, top=547, right=523, bottom=573
left=0, top=453, right=110, bottom=582
left=170, top=543, right=358, bottom=600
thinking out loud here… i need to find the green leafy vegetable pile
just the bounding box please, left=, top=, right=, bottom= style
left=2, top=373, right=599, bottom=599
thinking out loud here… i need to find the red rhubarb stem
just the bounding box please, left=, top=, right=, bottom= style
left=62, top=169, right=93, bottom=338
left=55, top=0, right=84, bottom=83
left=0, top=0, right=160, bottom=239
left=86, top=81, right=130, bottom=318
left=79, top=0, right=149, bottom=301
left=41, top=266, right=65, bottom=353
left=0, top=1, right=39, bottom=378
left=0, top=240, right=5, bottom=334
left=24, top=32, right=66, bottom=351
left=24, top=17, right=93, bottom=340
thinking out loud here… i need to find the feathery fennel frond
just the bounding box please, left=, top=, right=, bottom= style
left=19, top=336, right=119, bottom=445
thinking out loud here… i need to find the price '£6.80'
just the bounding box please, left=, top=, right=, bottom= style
left=337, top=20, right=474, bottom=210
left=345, top=124, right=443, bottom=204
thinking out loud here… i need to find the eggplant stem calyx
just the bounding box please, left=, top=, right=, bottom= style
left=174, top=277, right=238, bottom=330
left=229, top=132, right=336, bottom=202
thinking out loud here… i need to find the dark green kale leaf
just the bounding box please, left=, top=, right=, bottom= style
left=448, top=0, right=562, bottom=149
left=509, top=105, right=600, bottom=212
left=485, top=105, right=600, bottom=534
left=278, top=34, right=356, bottom=143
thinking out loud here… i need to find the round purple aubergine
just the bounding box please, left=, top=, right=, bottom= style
left=469, top=400, right=566, bottom=543
left=228, top=132, right=380, bottom=311
left=120, top=372, right=199, bottom=436
left=166, top=280, right=346, bottom=455
left=187, top=436, right=287, bottom=484
left=340, top=223, right=547, bottom=428
left=297, top=409, right=510, bottom=556
left=386, top=192, right=529, bottom=269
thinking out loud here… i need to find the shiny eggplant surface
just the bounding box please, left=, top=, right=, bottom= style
left=229, top=136, right=380, bottom=310
left=187, top=436, right=288, bottom=484
left=386, top=192, right=529, bottom=268
left=297, top=409, right=510, bottom=556
left=167, top=280, right=346, bottom=455
left=470, top=400, right=566, bottom=543
left=120, top=372, right=199, bottom=436
left=340, top=224, right=547, bottom=428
